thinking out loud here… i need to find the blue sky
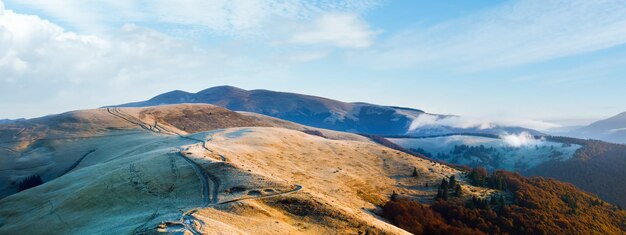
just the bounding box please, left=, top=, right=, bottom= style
left=1, top=0, right=625, bottom=129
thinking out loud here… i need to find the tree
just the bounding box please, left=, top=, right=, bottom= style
left=467, top=167, right=488, bottom=186
left=390, top=191, right=399, bottom=201
left=436, top=179, right=451, bottom=201
left=412, top=167, right=419, bottom=177
left=455, top=184, right=463, bottom=197
left=17, top=174, right=44, bottom=192
left=441, top=178, right=449, bottom=188
left=449, top=175, right=457, bottom=189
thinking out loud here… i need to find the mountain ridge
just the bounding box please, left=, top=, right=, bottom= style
left=570, top=111, right=626, bottom=144
left=113, top=85, right=541, bottom=137
left=1, top=103, right=623, bottom=234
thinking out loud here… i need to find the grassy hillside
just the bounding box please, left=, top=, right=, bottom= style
left=2, top=104, right=624, bottom=234
left=528, top=137, right=626, bottom=207
left=0, top=105, right=468, bottom=234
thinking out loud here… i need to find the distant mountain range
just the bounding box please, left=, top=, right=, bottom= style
left=569, top=112, right=626, bottom=144
left=114, top=85, right=541, bottom=136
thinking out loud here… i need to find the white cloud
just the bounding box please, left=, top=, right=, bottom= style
left=499, top=131, right=544, bottom=147
left=7, top=0, right=381, bottom=36
left=408, top=114, right=495, bottom=131
left=0, top=1, right=383, bottom=118
left=408, top=114, right=559, bottom=132
left=0, top=7, right=287, bottom=118
left=290, top=13, right=377, bottom=48
left=354, top=0, right=626, bottom=71
left=408, top=114, right=440, bottom=130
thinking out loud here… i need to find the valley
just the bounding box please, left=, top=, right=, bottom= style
left=388, top=135, right=580, bottom=172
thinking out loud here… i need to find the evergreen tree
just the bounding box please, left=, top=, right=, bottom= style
left=441, top=178, right=449, bottom=188
left=449, top=175, right=457, bottom=189
left=455, top=184, right=463, bottom=197
left=390, top=191, right=398, bottom=201
left=17, top=174, right=44, bottom=192
left=435, top=179, right=451, bottom=200
left=412, top=167, right=418, bottom=177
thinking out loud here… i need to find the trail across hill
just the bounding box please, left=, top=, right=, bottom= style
left=175, top=184, right=304, bottom=235
left=176, top=151, right=218, bottom=206
left=105, top=107, right=303, bottom=234
left=59, top=149, right=96, bottom=177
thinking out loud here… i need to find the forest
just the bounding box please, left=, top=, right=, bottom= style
left=529, top=136, right=626, bottom=207
left=383, top=169, right=626, bottom=235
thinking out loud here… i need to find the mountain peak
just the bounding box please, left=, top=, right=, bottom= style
left=197, top=85, right=247, bottom=94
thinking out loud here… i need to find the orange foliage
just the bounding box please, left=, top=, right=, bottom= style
left=383, top=171, right=626, bottom=235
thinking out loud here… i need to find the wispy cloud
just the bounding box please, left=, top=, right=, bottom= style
left=354, top=0, right=626, bottom=71
left=7, top=0, right=382, bottom=36
left=290, top=13, right=378, bottom=48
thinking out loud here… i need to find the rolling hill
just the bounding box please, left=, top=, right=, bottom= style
left=0, top=104, right=465, bottom=234
left=570, top=112, right=626, bottom=144
left=1, top=104, right=623, bottom=234
left=114, top=85, right=541, bottom=137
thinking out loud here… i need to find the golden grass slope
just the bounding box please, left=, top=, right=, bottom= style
left=0, top=124, right=468, bottom=234
left=0, top=104, right=368, bottom=198
left=0, top=104, right=479, bottom=234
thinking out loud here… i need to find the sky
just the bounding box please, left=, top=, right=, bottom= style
left=1, top=0, right=626, bottom=130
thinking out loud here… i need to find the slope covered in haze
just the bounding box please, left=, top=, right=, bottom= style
left=114, top=86, right=541, bottom=137
left=389, top=134, right=626, bottom=208
left=389, top=135, right=581, bottom=172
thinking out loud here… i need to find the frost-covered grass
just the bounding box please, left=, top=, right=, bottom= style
left=388, top=135, right=581, bottom=172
